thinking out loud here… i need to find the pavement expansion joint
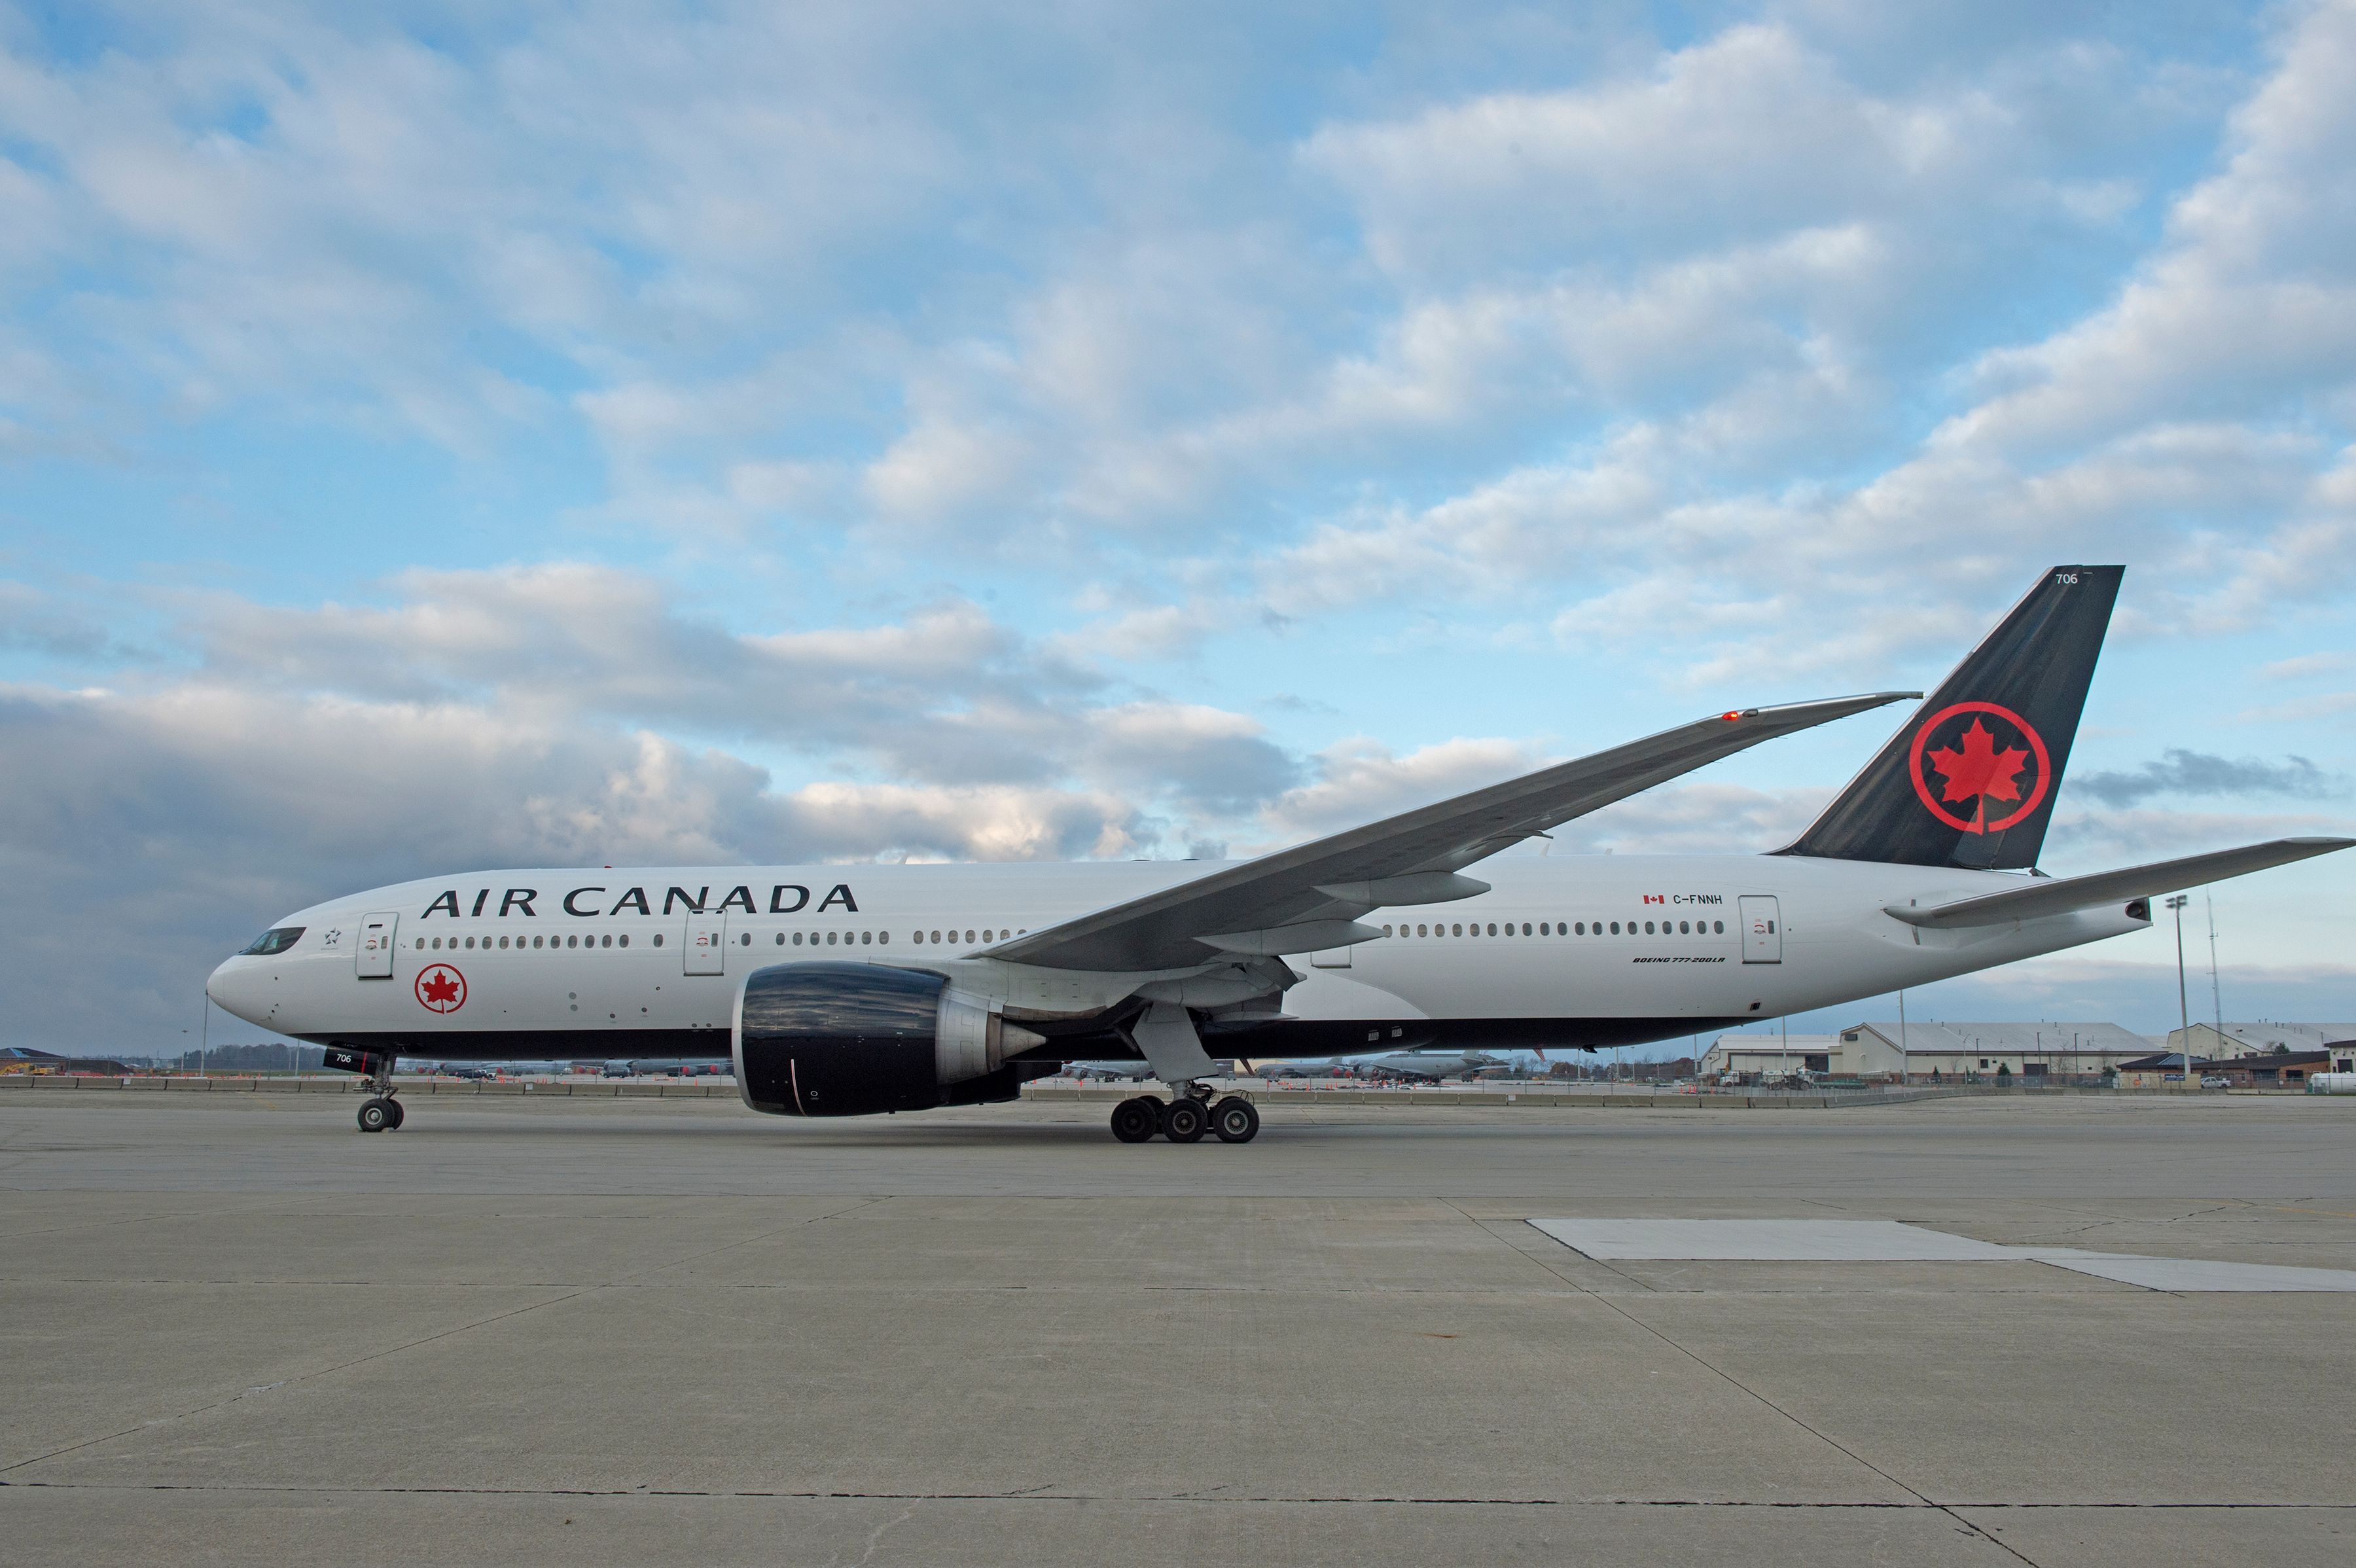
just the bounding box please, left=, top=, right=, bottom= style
left=1528, top=1217, right=2356, bottom=1291
left=7, top=1480, right=2232, bottom=1509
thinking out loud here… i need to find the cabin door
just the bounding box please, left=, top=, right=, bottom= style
left=683, top=911, right=728, bottom=975
left=355, top=912, right=399, bottom=979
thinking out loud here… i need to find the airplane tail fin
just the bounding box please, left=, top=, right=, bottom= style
left=1779, top=566, right=2124, bottom=870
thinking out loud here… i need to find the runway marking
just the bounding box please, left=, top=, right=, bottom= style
left=1528, top=1218, right=2356, bottom=1291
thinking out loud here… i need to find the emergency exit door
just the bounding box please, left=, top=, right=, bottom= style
left=355, top=912, right=399, bottom=979
left=1739, top=896, right=1781, bottom=964
left=683, top=912, right=728, bottom=975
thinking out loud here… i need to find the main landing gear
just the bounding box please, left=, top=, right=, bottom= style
left=356, top=1058, right=404, bottom=1133
left=1109, top=1084, right=1260, bottom=1145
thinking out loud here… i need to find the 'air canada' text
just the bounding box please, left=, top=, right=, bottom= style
left=419, top=884, right=857, bottom=919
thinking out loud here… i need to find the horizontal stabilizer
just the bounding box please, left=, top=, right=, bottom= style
left=1885, top=838, right=2353, bottom=929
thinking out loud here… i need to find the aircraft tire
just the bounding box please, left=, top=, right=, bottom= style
left=1109, top=1097, right=1159, bottom=1143
left=1162, top=1097, right=1207, bottom=1143
left=357, top=1098, right=393, bottom=1133
left=387, top=1098, right=406, bottom=1130
left=1211, top=1097, right=1259, bottom=1144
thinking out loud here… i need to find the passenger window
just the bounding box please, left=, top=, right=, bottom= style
left=533, top=935, right=544, bottom=948
left=966, top=930, right=976, bottom=943
left=415, top=938, right=425, bottom=950
left=775, top=932, right=785, bottom=945
left=861, top=931, right=872, bottom=945
left=569, top=935, right=580, bottom=948
left=1416, top=924, right=1427, bottom=936
left=880, top=932, right=890, bottom=944
left=826, top=932, right=837, bottom=946
left=619, top=935, right=629, bottom=948
left=652, top=934, right=663, bottom=947
left=793, top=932, right=803, bottom=946
left=1713, top=920, right=1724, bottom=933
left=1609, top=922, right=1619, bottom=935
left=1486, top=923, right=1496, bottom=936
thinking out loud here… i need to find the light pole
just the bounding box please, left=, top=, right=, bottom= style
left=2166, top=894, right=2192, bottom=1084
left=2205, top=888, right=2223, bottom=1040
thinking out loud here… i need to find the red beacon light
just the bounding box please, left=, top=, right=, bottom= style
left=1721, top=711, right=1741, bottom=721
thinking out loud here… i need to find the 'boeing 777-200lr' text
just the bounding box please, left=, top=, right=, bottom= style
left=209, top=566, right=2349, bottom=1143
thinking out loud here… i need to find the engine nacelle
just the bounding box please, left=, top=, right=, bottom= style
left=732, top=962, right=1048, bottom=1118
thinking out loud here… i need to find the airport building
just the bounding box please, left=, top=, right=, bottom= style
left=2164, top=1021, right=2356, bottom=1069
left=1702, top=1021, right=2161, bottom=1083
left=1699, top=1034, right=1846, bottom=1078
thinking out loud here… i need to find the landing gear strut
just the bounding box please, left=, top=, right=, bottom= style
left=356, top=1057, right=404, bottom=1133
left=1105, top=1084, right=1259, bottom=1145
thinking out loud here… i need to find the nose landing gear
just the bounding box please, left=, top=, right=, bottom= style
left=355, top=1057, right=405, bottom=1133
left=1107, top=1085, right=1259, bottom=1145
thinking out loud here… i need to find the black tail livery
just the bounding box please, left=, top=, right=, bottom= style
left=1781, top=565, right=2124, bottom=870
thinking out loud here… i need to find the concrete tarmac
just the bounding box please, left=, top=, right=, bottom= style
left=4, top=1090, right=2354, bottom=1565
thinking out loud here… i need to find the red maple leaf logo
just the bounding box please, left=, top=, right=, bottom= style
left=1927, top=719, right=2028, bottom=808
left=420, top=971, right=461, bottom=1006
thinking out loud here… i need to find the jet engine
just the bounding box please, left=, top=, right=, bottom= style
left=732, top=962, right=1050, bottom=1117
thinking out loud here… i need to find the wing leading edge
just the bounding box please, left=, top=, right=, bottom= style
left=990, top=692, right=1919, bottom=972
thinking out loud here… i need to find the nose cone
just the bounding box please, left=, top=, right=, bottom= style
left=208, top=957, right=261, bottom=1025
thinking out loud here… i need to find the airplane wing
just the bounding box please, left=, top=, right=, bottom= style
left=988, top=693, right=1917, bottom=972
left=1883, top=838, right=2353, bottom=930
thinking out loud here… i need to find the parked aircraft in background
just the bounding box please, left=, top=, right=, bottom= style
left=1253, top=1050, right=1503, bottom=1081
left=1067, top=1060, right=1160, bottom=1082
left=1351, top=1050, right=1505, bottom=1082
left=208, top=567, right=2350, bottom=1145
left=1253, top=1056, right=1355, bottom=1080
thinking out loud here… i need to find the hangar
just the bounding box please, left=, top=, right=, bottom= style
left=1703, top=1021, right=2162, bottom=1083
left=2166, top=1021, right=2356, bottom=1070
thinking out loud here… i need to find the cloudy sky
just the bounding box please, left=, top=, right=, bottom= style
left=4, top=0, right=2353, bottom=1054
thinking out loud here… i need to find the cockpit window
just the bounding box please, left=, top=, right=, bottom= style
left=238, top=926, right=305, bottom=956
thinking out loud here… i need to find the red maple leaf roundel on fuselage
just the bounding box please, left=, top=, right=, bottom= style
left=415, top=964, right=466, bottom=1013
left=1927, top=718, right=2027, bottom=807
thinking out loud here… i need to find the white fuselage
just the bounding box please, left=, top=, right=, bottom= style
left=206, top=854, right=2146, bottom=1058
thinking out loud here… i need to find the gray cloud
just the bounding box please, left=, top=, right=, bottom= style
left=2073, top=749, right=2342, bottom=808
left=0, top=675, right=1163, bottom=1053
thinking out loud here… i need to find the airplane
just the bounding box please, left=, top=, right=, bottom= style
left=1065, top=1060, right=1160, bottom=1082
left=206, top=565, right=2351, bottom=1145
left=1349, top=1049, right=1504, bottom=1082
left=1253, top=1056, right=1358, bottom=1079
left=1252, top=1049, right=1501, bottom=1081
